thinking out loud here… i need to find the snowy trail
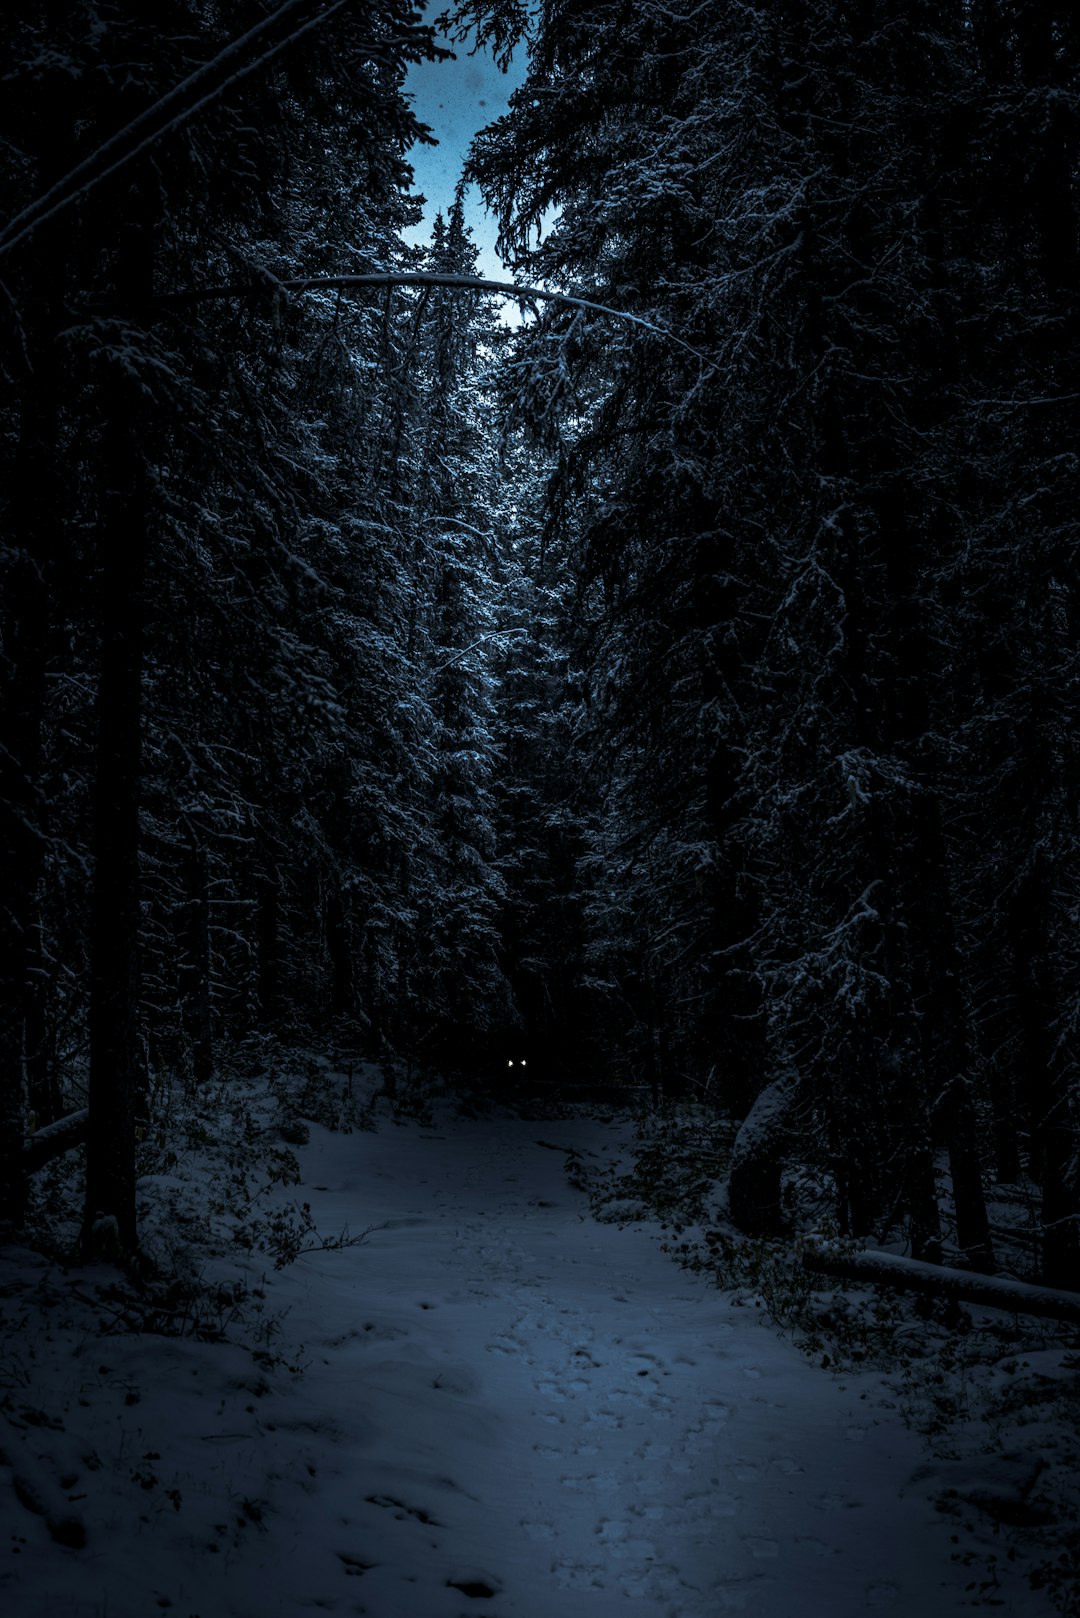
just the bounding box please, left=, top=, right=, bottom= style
left=245, top=1112, right=984, bottom=1618
left=5, top=1106, right=1050, bottom=1617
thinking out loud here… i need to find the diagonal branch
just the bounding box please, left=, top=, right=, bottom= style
left=0, top=0, right=414, bottom=259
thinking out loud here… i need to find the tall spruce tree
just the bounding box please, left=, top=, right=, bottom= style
left=0, top=0, right=440, bottom=1249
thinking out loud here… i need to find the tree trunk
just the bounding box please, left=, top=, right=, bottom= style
left=326, top=885, right=353, bottom=1018
left=0, top=255, right=63, bottom=1226
left=727, top=1080, right=791, bottom=1237
left=1009, top=847, right=1078, bottom=1289
left=82, top=202, right=154, bottom=1260
left=905, top=794, right=994, bottom=1273
left=25, top=905, right=61, bottom=1126
left=988, top=1060, right=1022, bottom=1186
left=256, top=861, right=281, bottom=1028
left=184, top=840, right=213, bottom=1087
left=943, top=1076, right=995, bottom=1273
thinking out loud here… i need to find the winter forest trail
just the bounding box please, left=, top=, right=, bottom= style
left=242, top=1111, right=998, bottom=1618
left=5, top=1106, right=1052, bottom=1618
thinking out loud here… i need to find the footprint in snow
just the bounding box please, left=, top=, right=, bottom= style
left=357, top=1321, right=410, bottom=1342
left=364, top=1494, right=442, bottom=1527
left=714, top=1581, right=774, bottom=1611
left=865, top=1580, right=902, bottom=1607
left=432, top=1366, right=477, bottom=1396
left=795, top=1535, right=836, bottom=1558
left=338, top=1552, right=376, bottom=1577
left=678, top=1491, right=721, bottom=1525
left=520, top=1519, right=557, bottom=1541
left=447, top=1573, right=501, bottom=1599
left=551, top=1558, right=606, bottom=1591
left=583, top=1409, right=623, bottom=1430
left=559, top=1471, right=620, bottom=1494
left=630, top=1501, right=667, bottom=1522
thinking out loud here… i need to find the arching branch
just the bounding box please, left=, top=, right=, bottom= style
left=153, top=271, right=714, bottom=368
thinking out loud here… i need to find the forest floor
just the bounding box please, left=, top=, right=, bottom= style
left=1, top=1062, right=1078, bottom=1617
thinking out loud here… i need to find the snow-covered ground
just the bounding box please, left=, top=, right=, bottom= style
left=0, top=1074, right=1068, bottom=1617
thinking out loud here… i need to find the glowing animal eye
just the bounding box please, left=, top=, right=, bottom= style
left=507, top=1059, right=514, bottom=1067
left=521, top=1058, right=527, bottom=1066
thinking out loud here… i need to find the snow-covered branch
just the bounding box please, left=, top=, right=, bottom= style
left=150, top=273, right=714, bottom=368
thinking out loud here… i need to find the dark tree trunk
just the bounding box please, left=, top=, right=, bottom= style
left=0, top=564, right=46, bottom=1226
left=1009, top=849, right=1079, bottom=1287
left=84, top=473, right=145, bottom=1256
left=728, top=1080, right=790, bottom=1237
left=943, top=1076, right=994, bottom=1273
left=905, top=1134, right=943, bottom=1264
left=326, top=886, right=353, bottom=1017
left=184, top=840, right=213, bottom=1086
left=0, top=256, right=63, bottom=1225
left=988, top=1059, right=1023, bottom=1186
left=25, top=906, right=61, bottom=1126
left=256, top=863, right=281, bottom=1027
left=82, top=203, right=154, bottom=1260
left=902, top=794, right=994, bottom=1271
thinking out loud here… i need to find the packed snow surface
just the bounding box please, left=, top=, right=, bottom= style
left=1, top=1104, right=1054, bottom=1617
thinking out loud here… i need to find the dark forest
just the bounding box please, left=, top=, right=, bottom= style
left=2, top=4, right=1080, bottom=1613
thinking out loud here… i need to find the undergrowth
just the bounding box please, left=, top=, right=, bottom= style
left=22, top=1043, right=414, bottom=1362
left=578, top=1097, right=1080, bottom=1616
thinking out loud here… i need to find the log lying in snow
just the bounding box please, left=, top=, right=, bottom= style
left=801, top=1244, right=1080, bottom=1327
left=22, top=1109, right=89, bottom=1175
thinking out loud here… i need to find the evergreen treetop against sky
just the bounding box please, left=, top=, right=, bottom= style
left=1, top=0, right=1078, bottom=1340
left=402, top=11, right=527, bottom=279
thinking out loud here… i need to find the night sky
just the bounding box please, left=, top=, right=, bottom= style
left=403, top=21, right=528, bottom=278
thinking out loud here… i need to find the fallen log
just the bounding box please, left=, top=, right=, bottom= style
left=801, top=1244, right=1080, bottom=1327
left=23, top=1109, right=89, bottom=1175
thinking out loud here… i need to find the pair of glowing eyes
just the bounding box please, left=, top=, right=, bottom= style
left=506, top=1058, right=528, bottom=1068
